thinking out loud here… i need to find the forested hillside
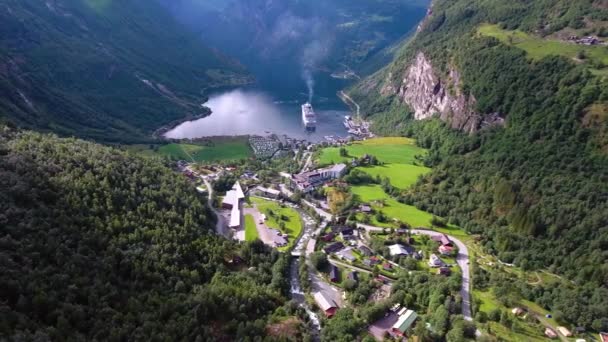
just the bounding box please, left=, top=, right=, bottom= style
left=351, top=0, right=608, bottom=330
left=0, top=125, right=289, bottom=340
left=0, top=0, right=250, bottom=142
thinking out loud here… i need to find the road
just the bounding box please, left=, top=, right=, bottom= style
left=339, top=91, right=361, bottom=118
left=301, top=199, right=333, bottom=221
left=301, top=152, right=313, bottom=173
left=357, top=224, right=473, bottom=321
left=203, top=178, right=230, bottom=238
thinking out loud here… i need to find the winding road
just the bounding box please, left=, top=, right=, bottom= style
left=357, top=223, right=473, bottom=321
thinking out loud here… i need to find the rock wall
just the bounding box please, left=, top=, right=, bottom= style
left=382, top=52, right=488, bottom=133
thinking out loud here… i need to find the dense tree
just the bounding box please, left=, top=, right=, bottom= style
left=0, top=127, right=285, bottom=340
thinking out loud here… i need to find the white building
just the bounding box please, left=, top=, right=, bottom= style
left=428, top=253, right=445, bottom=268
left=389, top=244, right=411, bottom=256
left=293, top=163, right=347, bottom=193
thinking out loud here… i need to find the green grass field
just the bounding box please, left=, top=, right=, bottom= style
left=352, top=185, right=468, bottom=238
left=244, top=214, right=258, bottom=241
left=250, top=197, right=303, bottom=250
left=357, top=163, right=430, bottom=189
left=318, top=137, right=427, bottom=165
left=478, top=24, right=608, bottom=68
left=155, top=137, right=252, bottom=162
left=352, top=185, right=433, bottom=227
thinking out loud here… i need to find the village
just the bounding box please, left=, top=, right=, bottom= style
left=174, top=135, right=603, bottom=342
left=175, top=151, right=472, bottom=341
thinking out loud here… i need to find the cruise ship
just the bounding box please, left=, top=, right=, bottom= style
left=301, top=102, right=317, bottom=131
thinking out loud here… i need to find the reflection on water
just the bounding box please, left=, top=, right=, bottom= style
left=164, top=89, right=349, bottom=141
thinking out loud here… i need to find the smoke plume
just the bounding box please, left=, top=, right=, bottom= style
left=300, top=36, right=330, bottom=103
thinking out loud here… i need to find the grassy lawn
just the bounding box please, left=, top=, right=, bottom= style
left=352, top=185, right=434, bottom=227
left=474, top=290, right=501, bottom=313
left=486, top=321, right=547, bottom=342
left=155, top=137, right=252, bottom=162
left=318, top=137, right=426, bottom=165
left=250, top=197, right=303, bottom=250
left=478, top=24, right=608, bottom=70
left=357, top=163, right=430, bottom=189
left=244, top=214, right=258, bottom=241
left=352, top=185, right=470, bottom=239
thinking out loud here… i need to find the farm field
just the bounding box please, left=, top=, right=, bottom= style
left=478, top=24, right=608, bottom=69
left=318, top=137, right=426, bottom=165
left=156, top=137, right=252, bottom=162
left=244, top=214, right=258, bottom=241
left=352, top=185, right=467, bottom=238
left=358, top=163, right=430, bottom=189
left=250, top=197, right=303, bottom=250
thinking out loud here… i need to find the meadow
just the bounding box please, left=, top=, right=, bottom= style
left=478, top=24, right=608, bottom=69
left=318, top=137, right=426, bottom=165
left=156, top=137, right=252, bottom=162
left=358, top=163, right=430, bottom=189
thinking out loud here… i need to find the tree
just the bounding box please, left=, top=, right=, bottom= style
left=339, top=147, right=348, bottom=157
left=311, top=252, right=328, bottom=271
left=431, top=305, right=450, bottom=336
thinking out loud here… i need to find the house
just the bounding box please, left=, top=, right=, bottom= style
left=329, top=265, right=340, bottom=283
left=557, top=327, right=572, bottom=337
left=340, top=228, right=355, bottom=240
left=388, top=244, right=414, bottom=257
left=330, top=225, right=352, bottom=234
left=391, top=310, right=418, bottom=336
left=359, top=204, right=372, bottom=213
left=363, top=256, right=381, bottom=267
left=321, top=233, right=335, bottom=242
left=323, top=242, right=345, bottom=254
left=511, top=307, right=525, bottom=316
left=428, top=254, right=445, bottom=268
left=348, top=271, right=358, bottom=283
left=545, top=328, right=558, bottom=339
left=438, top=244, right=454, bottom=255
left=358, top=245, right=373, bottom=256
left=314, top=291, right=338, bottom=317
left=600, top=332, right=608, bottom=342
left=253, top=186, right=280, bottom=199
left=438, top=267, right=451, bottom=276
left=433, top=234, right=453, bottom=247
left=337, top=248, right=356, bottom=262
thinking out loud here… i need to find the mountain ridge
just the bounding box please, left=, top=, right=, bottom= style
left=0, top=0, right=251, bottom=143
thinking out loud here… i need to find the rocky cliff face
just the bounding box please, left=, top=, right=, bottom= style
left=381, top=52, right=500, bottom=133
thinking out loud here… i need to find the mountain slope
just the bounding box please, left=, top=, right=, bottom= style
left=0, top=125, right=286, bottom=340
left=351, top=0, right=608, bottom=330
left=159, top=0, right=429, bottom=95
left=0, top=0, right=251, bottom=142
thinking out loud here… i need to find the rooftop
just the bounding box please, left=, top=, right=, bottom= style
left=392, top=310, right=417, bottom=333
left=314, top=291, right=337, bottom=311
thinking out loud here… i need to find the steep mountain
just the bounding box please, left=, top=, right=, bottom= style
left=351, top=0, right=608, bottom=330
left=0, top=0, right=251, bottom=142
left=158, top=0, right=429, bottom=95
left=0, top=125, right=289, bottom=340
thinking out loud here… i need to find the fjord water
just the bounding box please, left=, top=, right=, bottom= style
left=164, top=71, right=352, bottom=141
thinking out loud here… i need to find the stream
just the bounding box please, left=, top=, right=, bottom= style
left=289, top=207, right=322, bottom=340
